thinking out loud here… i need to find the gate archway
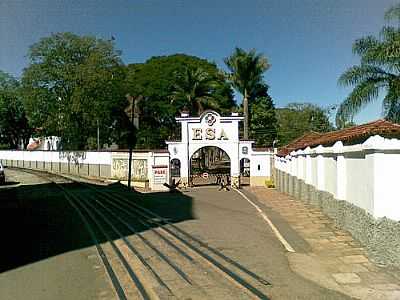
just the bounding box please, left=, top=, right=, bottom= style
left=189, top=146, right=231, bottom=186
left=166, top=110, right=272, bottom=189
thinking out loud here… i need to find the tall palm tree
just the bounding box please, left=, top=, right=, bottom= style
left=337, top=4, right=400, bottom=126
left=170, top=67, right=219, bottom=115
left=224, top=48, right=270, bottom=139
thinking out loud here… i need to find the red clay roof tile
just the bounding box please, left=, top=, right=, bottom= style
left=277, top=119, right=400, bottom=156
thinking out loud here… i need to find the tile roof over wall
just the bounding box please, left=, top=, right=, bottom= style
left=277, top=119, right=400, bottom=157
left=277, top=132, right=324, bottom=157
left=252, top=147, right=274, bottom=152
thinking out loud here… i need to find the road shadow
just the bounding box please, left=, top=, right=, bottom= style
left=0, top=181, right=20, bottom=186
left=0, top=182, right=193, bottom=273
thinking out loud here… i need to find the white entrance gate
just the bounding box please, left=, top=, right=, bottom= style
left=166, top=110, right=273, bottom=187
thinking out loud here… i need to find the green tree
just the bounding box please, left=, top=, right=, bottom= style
left=337, top=4, right=400, bottom=125
left=21, top=32, right=125, bottom=150
left=249, top=84, right=277, bottom=146
left=170, top=66, right=220, bottom=115
left=277, top=103, right=334, bottom=146
left=224, top=48, right=270, bottom=139
left=0, top=71, right=33, bottom=149
left=125, top=54, right=235, bottom=148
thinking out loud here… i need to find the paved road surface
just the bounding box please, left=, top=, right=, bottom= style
left=171, top=187, right=352, bottom=299
left=0, top=169, right=352, bottom=299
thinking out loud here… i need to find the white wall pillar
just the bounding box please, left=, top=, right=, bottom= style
left=334, top=141, right=346, bottom=200
left=289, top=151, right=296, bottom=177
left=297, top=151, right=305, bottom=180
left=305, top=147, right=312, bottom=185
left=230, top=144, right=240, bottom=177
left=362, top=136, right=400, bottom=221
left=288, top=156, right=294, bottom=176
left=316, top=146, right=325, bottom=191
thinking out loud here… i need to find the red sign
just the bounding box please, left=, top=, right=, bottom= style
left=153, top=166, right=168, bottom=184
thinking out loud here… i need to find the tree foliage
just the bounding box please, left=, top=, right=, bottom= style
left=249, top=84, right=277, bottom=147
left=224, top=48, right=270, bottom=139
left=250, top=96, right=277, bottom=147
left=170, top=66, right=221, bottom=115
left=21, top=32, right=126, bottom=150
left=337, top=4, right=400, bottom=125
left=277, top=103, right=334, bottom=146
left=0, top=71, right=33, bottom=149
left=124, top=54, right=235, bottom=148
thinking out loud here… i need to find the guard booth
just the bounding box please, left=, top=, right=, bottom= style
left=166, top=110, right=273, bottom=188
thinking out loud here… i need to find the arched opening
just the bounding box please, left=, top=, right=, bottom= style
left=240, top=158, right=250, bottom=185
left=170, top=158, right=181, bottom=178
left=190, top=146, right=231, bottom=186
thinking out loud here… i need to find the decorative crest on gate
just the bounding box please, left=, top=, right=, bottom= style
left=205, top=113, right=216, bottom=126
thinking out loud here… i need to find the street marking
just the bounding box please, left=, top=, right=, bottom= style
left=234, top=189, right=296, bottom=253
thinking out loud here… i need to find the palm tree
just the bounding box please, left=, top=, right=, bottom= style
left=170, top=67, right=219, bottom=115
left=337, top=4, right=400, bottom=126
left=224, top=48, right=270, bottom=139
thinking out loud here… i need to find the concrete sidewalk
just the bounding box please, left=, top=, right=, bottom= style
left=249, top=187, right=400, bottom=300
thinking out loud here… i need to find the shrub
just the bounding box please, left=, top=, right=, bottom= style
left=265, top=178, right=275, bottom=188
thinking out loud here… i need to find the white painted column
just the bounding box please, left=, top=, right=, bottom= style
left=297, top=151, right=305, bottom=180
left=230, top=143, right=240, bottom=177
left=334, top=141, right=347, bottom=200
left=362, top=136, right=400, bottom=221
left=305, top=147, right=312, bottom=185
left=288, top=156, right=293, bottom=176
left=316, top=145, right=326, bottom=191
left=180, top=121, right=190, bottom=182
left=291, top=154, right=298, bottom=178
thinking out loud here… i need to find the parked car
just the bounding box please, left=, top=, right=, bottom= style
left=0, top=162, right=5, bottom=185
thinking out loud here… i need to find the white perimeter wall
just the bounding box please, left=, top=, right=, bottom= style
left=0, top=150, right=112, bottom=165
left=275, top=135, right=400, bottom=221
left=0, top=150, right=170, bottom=191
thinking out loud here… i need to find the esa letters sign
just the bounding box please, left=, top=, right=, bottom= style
left=191, top=128, right=228, bottom=141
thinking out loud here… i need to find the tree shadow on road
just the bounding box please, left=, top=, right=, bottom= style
left=0, top=182, right=193, bottom=273
left=0, top=181, right=20, bottom=186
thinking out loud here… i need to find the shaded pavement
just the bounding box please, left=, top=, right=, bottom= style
left=0, top=169, right=193, bottom=300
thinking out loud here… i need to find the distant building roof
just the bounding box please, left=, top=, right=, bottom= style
left=277, top=119, right=400, bottom=157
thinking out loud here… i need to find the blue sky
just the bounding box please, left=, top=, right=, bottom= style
left=0, top=0, right=398, bottom=123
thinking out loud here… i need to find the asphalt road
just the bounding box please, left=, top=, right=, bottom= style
left=173, top=187, right=352, bottom=299
left=0, top=169, right=352, bottom=299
